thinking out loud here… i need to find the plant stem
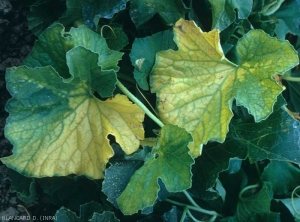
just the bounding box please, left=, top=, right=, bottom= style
left=116, top=80, right=165, bottom=128
left=166, top=199, right=223, bottom=217
left=183, top=190, right=200, bottom=208
left=282, top=76, right=300, bottom=82
left=180, top=207, right=188, bottom=222
left=186, top=209, right=201, bottom=222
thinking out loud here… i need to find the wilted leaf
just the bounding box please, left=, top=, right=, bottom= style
left=129, top=0, right=188, bottom=27
left=1, top=47, right=144, bottom=179
left=130, top=30, right=176, bottom=90
left=150, top=19, right=299, bottom=157
left=117, top=124, right=194, bottom=215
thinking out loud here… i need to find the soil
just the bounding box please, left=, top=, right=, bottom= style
left=0, top=0, right=36, bottom=221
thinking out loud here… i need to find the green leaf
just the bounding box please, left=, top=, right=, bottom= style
left=130, top=30, right=176, bottom=90
left=54, top=201, right=102, bottom=222
left=23, top=23, right=74, bottom=77
left=101, top=24, right=129, bottom=51
left=23, top=24, right=123, bottom=76
left=68, top=25, right=123, bottom=72
left=102, top=160, right=143, bottom=208
left=117, top=124, right=194, bottom=215
left=235, top=183, right=273, bottom=221
left=67, top=46, right=117, bottom=98
left=59, top=0, right=86, bottom=25
left=37, top=176, right=102, bottom=211
left=232, top=95, right=300, bottom=164
left=82, top=0, right=129, bottom=29
left=276, top=198, right=300, bottom=220
left=261, top=160, right=300, bottom=195
left=28, top=0, right=65, bottom=36
left=209, top=0, right=253, bottom=31
left=8, top=169, right=36, bottom=203
left=192, top=139, right=247, bottom=193
left=273, top=0, right=300, bottom=38
left=129, top=0, right=188, bottom=28
left=89, top=211, right=120, bottom=222
left=1, top=47, right=144, bottom=179
left=150, top=19, right=299, bottom=157
left=249, top=14, right=276, bottom=36
left=163, top=206, right=179, bottom=222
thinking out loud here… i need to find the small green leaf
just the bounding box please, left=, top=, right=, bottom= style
left=209, top=0, right=253, bottom=31
left=101, top=24, right=129, bottom=51
left=130, top=30, right=176, bottom=90
left=67, top=46, right=117, bottom=97
left=192, top=139, right=247, bottom=192
left=150, top=19, right=299, bottom=157
left=54, top=201, right=102, bottom=222
left=23, top=23, right=74, bottom=77
left=129, top=0, right=188, bottom=27
left=8, top=169, right=36, bottom=204
left=82, top=0, right=129, bottom=29
left=276, top=198, right=300, bottom=220
left=117, top=124, right=194, bottom=215
left=163, top=206, right=179, bottom=222
left=68, top=25, right=123, bottom=72
left=28, top=0, right=65, bottom=36
left=59, top=0, right=86, bottom=25
left=89, top=211, right=120, bottom=222
left=273, top=0, right=300, bottom=38
left=235, top=183, right=273, bottom=221
left=38, top=176, right=102, bottom=211
left=261, top=160, right=300, bottom=195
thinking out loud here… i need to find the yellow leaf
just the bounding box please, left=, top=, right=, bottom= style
left=2, top=48, right=145, bottom=179
left=150, top=19, right=298, bottom=157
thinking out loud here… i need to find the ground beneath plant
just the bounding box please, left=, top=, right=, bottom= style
left=0, top=0, right=36, bottom=221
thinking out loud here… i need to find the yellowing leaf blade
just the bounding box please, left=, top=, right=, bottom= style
left=2, top=47, right=144, bottom=179
left=150, top=19, right=299, bottom=157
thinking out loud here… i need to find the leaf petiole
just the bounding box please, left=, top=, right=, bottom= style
left=282, top=76, right=300, bottom=82
left=116, top=80, right=165, bottom=128
left=166, top=198, right=223, bottom=219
